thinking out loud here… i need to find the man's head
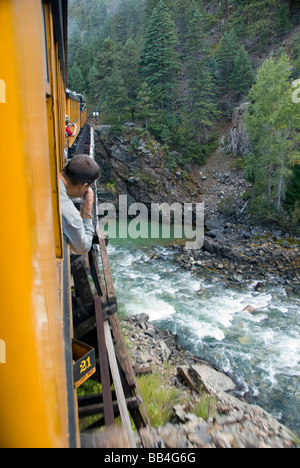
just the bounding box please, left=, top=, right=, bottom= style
left=63, top=154, right=100, bottom=186
left=61, top=155, right=100, bottom=197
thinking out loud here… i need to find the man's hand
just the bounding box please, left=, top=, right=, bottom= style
left=81, top=187, right=94, bottom=219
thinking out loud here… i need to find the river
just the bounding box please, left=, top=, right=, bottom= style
left=105, top=223, right=300, bottom=435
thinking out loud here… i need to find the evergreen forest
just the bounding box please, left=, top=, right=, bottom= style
left=68, top=0, right=300, bottom=230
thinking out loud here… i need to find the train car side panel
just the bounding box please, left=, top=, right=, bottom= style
left=43, top=1, right=64, bottom=258
left=0, top=0, right=69, bottom=448
left=77, top=94, right=87, bottom=129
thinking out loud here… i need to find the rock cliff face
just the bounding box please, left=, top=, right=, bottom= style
left=94, top=125, right=200, bottom=212
left=93, top=115, right=254, bottom=227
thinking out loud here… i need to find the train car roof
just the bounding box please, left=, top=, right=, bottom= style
left=76, top=94, right=86, bottom=103
left=66, top=88, right=81, bottom=102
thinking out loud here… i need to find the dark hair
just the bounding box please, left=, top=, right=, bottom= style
left=64, top=155, right=100, bottom=185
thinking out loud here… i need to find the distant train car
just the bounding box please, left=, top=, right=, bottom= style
left=77, top=93, right=87, bottom=129
left=66, top=89, right=80, bottom=145
left=0, top=0, right=84, bottom=448
left=65, top=89, right=87, bottom=156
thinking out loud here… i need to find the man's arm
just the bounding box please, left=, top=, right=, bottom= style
left=61, top=187, right=95, bottom=255
left=64, top=215, right=94, bottom=255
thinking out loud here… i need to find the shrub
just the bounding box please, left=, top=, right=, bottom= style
left=137, top=372, right=187, bottom=427
left=218, top=194, right=237, bottom=217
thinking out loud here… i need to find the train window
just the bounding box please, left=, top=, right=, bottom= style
left=0, top=79, right=5, bottom=103
left=0, top=339, right=6, bottom=364
left=42, top=2, right=50, bottom=87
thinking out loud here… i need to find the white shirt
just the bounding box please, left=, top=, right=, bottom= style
left=59, top=180, right=94, bottom=254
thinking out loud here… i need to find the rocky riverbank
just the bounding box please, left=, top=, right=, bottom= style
left=122, top=314, right=297, bottom=449
left=176, top=216, right=300, bottom=297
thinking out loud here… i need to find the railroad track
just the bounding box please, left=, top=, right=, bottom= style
left=74, top=124, right=91, bottom=156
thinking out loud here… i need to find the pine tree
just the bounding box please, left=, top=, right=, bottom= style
left=111, top=0, right=146, bottom=44
left=136, top=82, right=155, bottom=129
left=215, top=30, right=240, bottom=93
left=286, top=166, right=300, bottom=210
left=274, top=1, right=291, bottom=36
left=140, top=0, right=180, bottom=108
left=145, top=0, right=172, bottom=17
left=87, top=64, right=98, bottom=107
left=95, top=37, right=116, bottom=83
left=229, top=1, right=291, bottom=53
left=102, top=68, right=129, bottom=122
left=229, top=0, right=249, bottom=37
left=230, top=46, right=255, bottom=97
left=245, top=53, right=300, bottom=215
left=244, top=0, right=285, bottom=56
left=68, top=62, right=86, bottom=94
left=91, top=37, right=119, bottom=108
left=118, top=39, right=142, bottom=121
left=184, top=5, right=218, bottom=141
left=172, top=0, right=210, bottom=44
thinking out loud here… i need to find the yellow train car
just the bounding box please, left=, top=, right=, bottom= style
left=66, top=89, right=80, bottom=146
left=77, top=93, right=87, bottom=129
left=65, top=90, right=87, bottom=156
left=0, top=0, right=81, bottom=448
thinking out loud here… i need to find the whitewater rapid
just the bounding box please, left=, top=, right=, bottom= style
left=107, top=239, right=300, bottom=434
